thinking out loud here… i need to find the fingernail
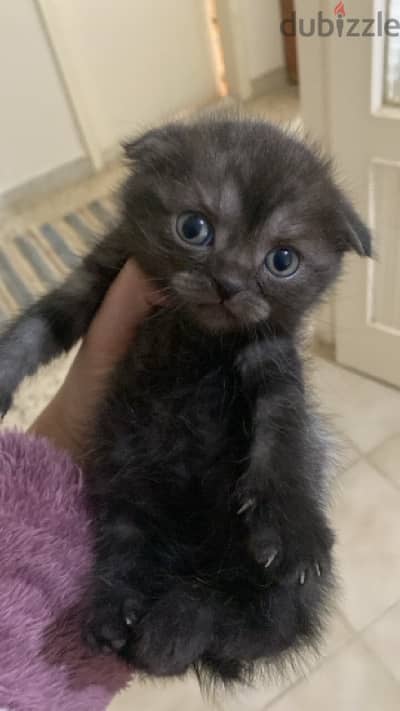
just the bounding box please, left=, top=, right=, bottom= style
left=147, top=290, right=166, bottom=307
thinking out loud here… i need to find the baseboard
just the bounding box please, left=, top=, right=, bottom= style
left=0, top=156, right=93, bottom=212
left=250, top=67, right=287, bottom=99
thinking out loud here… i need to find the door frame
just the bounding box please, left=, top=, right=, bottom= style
left=296, top=0, right=331, bottom=148
left=296, top=0, right=336, bottom=345
left=215, top=0, right=252, bottom=99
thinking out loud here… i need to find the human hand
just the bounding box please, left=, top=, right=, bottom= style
left=30, top=260, right=162, bottom=458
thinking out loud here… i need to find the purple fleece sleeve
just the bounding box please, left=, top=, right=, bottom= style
left=0, top=430, right=130, bottom=711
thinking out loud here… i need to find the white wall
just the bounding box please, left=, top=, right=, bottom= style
left=240, top=0, right=284, bottom=80
left=49, top=0, right=219, bottom=155
left=0, top=0, right=83, bottom=196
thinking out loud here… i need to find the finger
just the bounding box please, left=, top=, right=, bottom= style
left=80, top=260, right=162, bottom=371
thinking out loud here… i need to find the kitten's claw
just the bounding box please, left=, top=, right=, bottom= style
left=296, top=561, right=323, bottom=586
left=123, top=598, right=140, bottom=627
left=237, top=497, right=256, bottom=515
left=264, top=550, right=278, bottom=569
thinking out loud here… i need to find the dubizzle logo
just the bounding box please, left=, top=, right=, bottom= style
left=334, top=1, right=346, bottom=17
left=334, top=1, right=346, bottom=35
left=281, top=2, right=400, bottom=37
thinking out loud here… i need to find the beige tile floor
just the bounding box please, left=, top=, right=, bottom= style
left=106, top=357, right=400, bottom=711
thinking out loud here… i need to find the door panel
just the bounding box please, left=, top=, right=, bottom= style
left=325, top=0, right=400, bottom=386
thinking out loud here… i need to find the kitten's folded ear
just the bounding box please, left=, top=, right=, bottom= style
left=123, top=124, right=183, bottom=168
left=336, top=197, right=372, bottom=257
left=123, top=128, right=167, bottom=163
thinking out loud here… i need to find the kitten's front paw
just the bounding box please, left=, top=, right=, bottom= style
left=292, top=548, right=331, bottom=592
left=246, top=522, right=282, bottom=570
left=237, top=490, right=334, bottom=586
left=236, top=486, right=282, bottom=570
left=84, top=590, right=143, bottom=658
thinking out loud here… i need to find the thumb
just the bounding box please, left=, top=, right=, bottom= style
left=80, top=259, right=162, bottom=373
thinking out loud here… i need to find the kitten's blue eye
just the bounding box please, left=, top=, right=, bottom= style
left=265, top=248, right=300, bottom=277
left=176, top=212, right=214, bottom=247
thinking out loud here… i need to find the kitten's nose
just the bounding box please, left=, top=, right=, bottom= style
left=214, top=276, right=242, bottom=301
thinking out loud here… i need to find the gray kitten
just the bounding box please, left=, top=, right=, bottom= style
left=0, top=117, right=370, bottom=683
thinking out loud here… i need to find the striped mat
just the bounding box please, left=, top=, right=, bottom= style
left=0, top=197, right=117, bottom=322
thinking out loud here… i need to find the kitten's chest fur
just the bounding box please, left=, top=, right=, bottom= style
left=92, top=312, right=254, bottom=526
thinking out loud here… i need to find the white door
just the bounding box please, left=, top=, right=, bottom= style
left=298, top=0, right=400, bottom=388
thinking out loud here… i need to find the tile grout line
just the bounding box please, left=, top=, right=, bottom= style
left=338, top=599, right=400, bottom=691
left=264, top=630, right=358, bottom=709
left=360, top=637, right=400, bottom=689
left=365, top=433, right=400, bottom=493
left=367, top=461, right=400, bottom=493
left=264, top=626, right=400, bottom=709
left=264, top=598, right=400, bottom=708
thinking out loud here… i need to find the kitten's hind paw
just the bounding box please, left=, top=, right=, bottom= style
left=83, top=594, right=142, bottom=658
left=85, top=624, right=127, bottom=654
left=247, top=527, right=281, bottom=570
left=236, top=491, right=282, bottom=570
left=236, top=488, right=334, bottom=593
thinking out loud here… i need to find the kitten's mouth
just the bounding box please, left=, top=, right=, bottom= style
left=192, top=301, right=242, bottom=330
left=171, top=274, right=270, bottom=331
left=188, top=293, right=271, bottom=332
